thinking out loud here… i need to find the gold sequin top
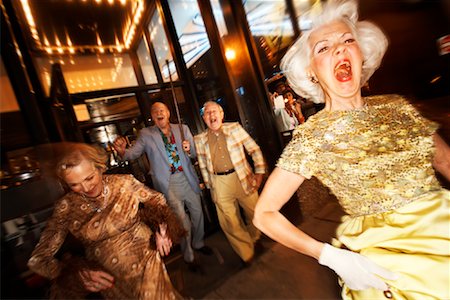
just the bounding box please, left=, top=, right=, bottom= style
left=277, top=94, right=442, bottom=217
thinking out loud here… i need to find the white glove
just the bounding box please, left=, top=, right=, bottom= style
left=319, top=243, right=398, bottom=291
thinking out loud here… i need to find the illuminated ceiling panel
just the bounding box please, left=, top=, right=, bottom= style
left=15, top=0, right=145, bottom=55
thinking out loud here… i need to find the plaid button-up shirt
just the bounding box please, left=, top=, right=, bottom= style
left=194, top=122, right=266, bottom=195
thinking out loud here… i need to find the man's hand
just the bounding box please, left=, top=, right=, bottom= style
left=112, top=137, right=127, bottom=157
left=79, top=269, right=114, bottom=292
left=156, top=223, right=173, bottom=256
left=182, top=140, right=190, bottom=153
left=253, top=174, right=264, bottom=190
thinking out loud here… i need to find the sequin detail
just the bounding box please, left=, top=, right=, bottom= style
left=278, top=95, right=441, bottom=216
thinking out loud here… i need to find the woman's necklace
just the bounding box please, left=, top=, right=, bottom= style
left=84, top=180, right=108, bottom=213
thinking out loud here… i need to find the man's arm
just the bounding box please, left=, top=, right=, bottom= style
left=114, top=131, right=147, bottom=161
left=183, top=125, right=197, bottom=159
left=237, top=125, right=267, bottom=174
left=194, top=135, right=211, bottom=189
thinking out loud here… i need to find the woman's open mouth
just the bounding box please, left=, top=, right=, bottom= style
left=334, top=60, right=352, bottom=82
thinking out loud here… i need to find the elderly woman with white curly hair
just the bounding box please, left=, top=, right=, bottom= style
left=253, top=0, right=450, bottom=299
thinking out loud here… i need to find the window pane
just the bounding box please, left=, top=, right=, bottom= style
left=168, top=0, right=212, bottom=70
left=243, top=0, right=296, bottom=77
left=149, top=8, right=177, bottom=82
left=0, top=58, right=19, bottom=113
left=136, top=36, right=158, bottom=85
left=244, top=0, right=294, bottom=37
left=35, top=53, right=138, bottom=95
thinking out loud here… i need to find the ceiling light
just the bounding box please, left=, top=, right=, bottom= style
left=19, top=0, right=144, bottom=55
left=225, top=48, right=236, bottom=61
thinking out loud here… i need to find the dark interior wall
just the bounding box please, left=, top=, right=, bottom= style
left=360, top=0, right=450, bottom=99
left=0, top=112, right=33, bottom=151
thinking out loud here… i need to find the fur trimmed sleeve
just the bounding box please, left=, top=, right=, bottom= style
left=139, top=201, right=186, bottom=244
left=129, top=175, right=186, bottom=243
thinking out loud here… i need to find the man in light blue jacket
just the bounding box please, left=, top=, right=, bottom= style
left=114, top=102, right=212, bottom=270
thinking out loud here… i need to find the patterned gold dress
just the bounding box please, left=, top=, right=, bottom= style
left=28, top=174, right=184, bottom=299
left=278, top=95, right=450, bottom=299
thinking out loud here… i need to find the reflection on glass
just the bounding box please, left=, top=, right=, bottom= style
left=35, top=53, right=138, bottom=95
left=84, top=93, right=140, bottom=123
left=243, top=0, right=299, bottom=78
left=0, top=57, right=20, bottom=113
left=87, top=124, right=121, bottom=168
left=149, top=7, right=177, bottom=82
left=244, top=0, right=293, bottom=36
left=168, top=0, right=228, bottom=70
left=136, top=35, right=158, bottom=84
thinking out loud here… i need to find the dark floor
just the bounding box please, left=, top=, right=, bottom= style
left=165, top=187, right=344, bottom=300
left=164, top=95, right=450, bottom=300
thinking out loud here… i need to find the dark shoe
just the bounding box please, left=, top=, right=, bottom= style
left=195, top=246, right=213, bottom=256
left=186, top=261, right=204, bottom=274
left=240, top=257, right=253, bottom=269
left=254, top=240, right=265, bottom=256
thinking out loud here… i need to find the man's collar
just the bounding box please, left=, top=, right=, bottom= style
left=207, top=127, right=222, bottom=136
left=157, top=125, right=172, bottom=136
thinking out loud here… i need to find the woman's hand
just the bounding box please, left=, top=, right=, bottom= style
left=252, top=174, right=264, bottom=190
left=156, top=223, right=173, bottom=256
left=319, top=243, right=398, bottom=291
left=79, top=269, right=114, bottom=292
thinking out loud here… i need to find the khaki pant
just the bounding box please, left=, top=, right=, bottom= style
left=210, top=172, right=260, bottom=262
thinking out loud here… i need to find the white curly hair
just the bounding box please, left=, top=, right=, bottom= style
left=281, top=0, right=388, bottom=103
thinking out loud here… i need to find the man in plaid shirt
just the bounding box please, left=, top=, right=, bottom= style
left=194, top=101, right=267, bottom=266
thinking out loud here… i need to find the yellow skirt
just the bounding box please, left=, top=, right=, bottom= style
left=333, top=190, right=450, bottom=300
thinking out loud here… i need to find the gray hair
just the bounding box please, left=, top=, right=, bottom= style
left=281, top=0, right=388, bottom=103
left=201, top=101, right=224, bottom=116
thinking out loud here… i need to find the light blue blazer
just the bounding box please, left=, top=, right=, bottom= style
left=123, top=124, right=201, bottom=196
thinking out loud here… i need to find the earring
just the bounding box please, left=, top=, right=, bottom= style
left=310, top=76, right=318, bottom=84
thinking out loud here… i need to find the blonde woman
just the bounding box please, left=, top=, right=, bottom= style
left=28, top=143, right=185, bottom=299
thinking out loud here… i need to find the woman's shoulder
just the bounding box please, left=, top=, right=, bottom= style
left=54, top=192, right=79, bottom=212
left=104, top=173, right=135, bottom=184
left=104, top=174, right=146, bottom=194
left=297, top=108, right=329, bottom=132
left=289, top=117, right=325, bottom=148
left=365, top=94, right=411, bottom=107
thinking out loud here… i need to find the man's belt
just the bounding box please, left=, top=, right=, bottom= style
left=213, top=169, right=235, bottom=176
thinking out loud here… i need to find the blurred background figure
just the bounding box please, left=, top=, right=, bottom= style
left=283, top=88, right=305, bottom=124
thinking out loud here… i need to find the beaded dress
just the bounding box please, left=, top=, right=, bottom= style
left=28, top=174, right=183, bottom=299
left=278, top=95, right=449, bottom=299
